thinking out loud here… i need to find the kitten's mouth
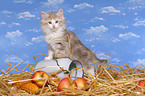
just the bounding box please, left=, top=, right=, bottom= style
left=51, top=28, right=57, bottom=31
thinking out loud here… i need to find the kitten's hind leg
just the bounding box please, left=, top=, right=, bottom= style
left=44, top=48, right=54, bottom=60
left=85, top=63, right=95, bottom=76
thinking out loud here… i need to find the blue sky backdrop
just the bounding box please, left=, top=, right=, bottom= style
left=0, top=0, right=145, bottom=71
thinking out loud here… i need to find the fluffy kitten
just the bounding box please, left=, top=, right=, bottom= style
left=40, top=9, right=108, bottom=75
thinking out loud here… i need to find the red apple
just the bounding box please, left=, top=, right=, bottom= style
left=74, top=78, right=88, bottom=90
left=31, top=71, right=49, bottom=88
left=138, top=80, right=145, bottom=88
left=58, top=78, right=77, bottom=91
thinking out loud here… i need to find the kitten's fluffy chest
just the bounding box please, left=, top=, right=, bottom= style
left=44, top=28, right=65, bottom=45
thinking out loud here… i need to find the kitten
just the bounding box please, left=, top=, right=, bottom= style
left=40, top=9, right=108, bottom=75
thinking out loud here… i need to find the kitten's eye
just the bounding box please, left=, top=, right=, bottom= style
left=48, top=21, right=52, bottom=24
left=55, top=21, right=58, bottom=23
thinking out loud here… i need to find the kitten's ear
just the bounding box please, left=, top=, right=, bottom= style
left=56, top=9, right=65, bottom=20
left=41, top=11, right=48, bottom=20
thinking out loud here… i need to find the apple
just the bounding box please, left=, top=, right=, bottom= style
left=138, top=80, right=145, bottom=88
left=31, top=71, right=49, bottom=88
left=74, top=78, right=88, bottom=90
left=58, top=78, right=77, bottom=91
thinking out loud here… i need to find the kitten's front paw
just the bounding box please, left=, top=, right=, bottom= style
left=44, top=56, right=53, bottom=60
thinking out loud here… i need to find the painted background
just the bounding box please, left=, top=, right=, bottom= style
left=0, top=0, right=145, bottom=71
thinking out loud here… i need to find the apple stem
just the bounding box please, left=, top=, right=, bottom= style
left=69, top=80, right=74, bottom=86
left=41, top=73, right=44, bottom=78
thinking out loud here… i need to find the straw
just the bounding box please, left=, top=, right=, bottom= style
left=0, top=50, right=145, bottom=95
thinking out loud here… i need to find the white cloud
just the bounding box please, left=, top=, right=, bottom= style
left=129, top=0, right=144, bottom=3
left=112, top=38, right=121, bottom=42
left=91, top=45, right=95, bottom=48
left=74, top=3, right=94, bottom=9
left=132, top=59, right=145, bottom=67
left=133, top=19, right=145, bottom=26
left=128, top=0, right=145, bottom=10
left=42, top=0, right=64, bottom=6
left=101, top=6, right=121, bottom=13
left=1, top=10, right=12, bottom=14
left=90, top=17, right=104, bottom=22
left=28, top=29, right=41, bottom=32
left=18, top=11, right=35, bottom=19
left=137, top=48, right=145, bottom=54
left=5, top=56, right=23, bottom=63
left=111, top=58, right=120, bottom=62
left=134, top=18, right=139, bottom=21
left=67, top=26, right=75, bottom=30
left=86, top=25, right=108, bottom=34
left=134, top=13, right=138, bottom=15
left=128, top=6, right=139, bottom=10
left=13, top=0, right=33, bottom=4
left=112, top=32, right=139, bottom=42
left=26, top=0, right=33, bottom=4
left=112, top=25, right=128, bottom=29
left=67, top=9, right=75, bottom=13
left=85, top=38, right=99, bottom=42
left=6, top=30, right=23, bottom=39
left=119, top=32, right=140, bottom=39
left=5, top=56, right=29, bottom=64
left=24, top=42, right=33, bottom=46
left=122, top=13, right=126, bottom=15
left=13, top=0, right=25, bottom=3
left=0, top=21, right=6, bottom=25
left=12, top=22, right=20, bottom=26
left=32, top=35, right=44, bottom=42
left=6, top=57, right=23, bottom=63
left=25, top=35, right=44, bottom=46
left=8, top=22, right=20, bottom=27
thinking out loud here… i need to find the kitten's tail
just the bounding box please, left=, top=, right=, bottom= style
left=91, top=51, right=108, bottom=65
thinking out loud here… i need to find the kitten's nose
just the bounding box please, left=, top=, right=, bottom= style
left=53, top=25, right=55, bottom=28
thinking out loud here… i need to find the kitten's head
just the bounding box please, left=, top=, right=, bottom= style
left=40, top=9, right=66, bottom=33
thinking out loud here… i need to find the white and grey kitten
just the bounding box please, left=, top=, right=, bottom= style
left=40, top=9, right=108, bottom=75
